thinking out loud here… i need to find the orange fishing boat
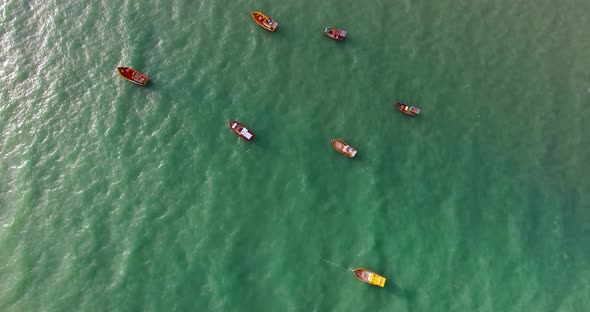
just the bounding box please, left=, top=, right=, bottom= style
left=251, top=11, right=278, bottom=32
left=229, top=121, right=254, bottom=141
left=116, top=67, right=148, bottom=86
left=331, top=139, right=357, bottom=158
left=396, top=102, right=420, bottom=116
left=352, top=268, right=387, bottom=287
left=322, top=27, right=346, bottom=41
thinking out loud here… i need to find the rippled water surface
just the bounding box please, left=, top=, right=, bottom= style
left=1, top=0, right=589, bottom=311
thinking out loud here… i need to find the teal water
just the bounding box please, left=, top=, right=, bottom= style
left=1, top=0, right=590, bottom=311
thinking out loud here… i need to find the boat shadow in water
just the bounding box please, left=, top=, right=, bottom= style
left=143, top=79, right=156, bottom=89
left=386, top=281, right=417, bottom=302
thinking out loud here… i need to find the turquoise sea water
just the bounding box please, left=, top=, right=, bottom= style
left=1, top=0, right=590, bottom=311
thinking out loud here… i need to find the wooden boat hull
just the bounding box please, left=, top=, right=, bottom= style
left=353, top=268, right=386, bottom=287
left=331, top=139, right=357, bottom=158
left=322, top=27, right=346, bottom=41
left=229, top=121, right=254, bottom=141
left=116, top=67, right=148, bottom=86
left=251, top=11, right=278, bottom=32
left=396, top=102, right=420, bottom=116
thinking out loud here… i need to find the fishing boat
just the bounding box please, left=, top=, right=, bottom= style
left=331, top=139, right=357, bottom=158
left=116, top=67, right=148, bottom=86
left=352, top=268, right=387, bottom=287
left=251, top=11, right=278, bottom=32
left=322, top=27, right=346, bottom=41
left=396, top=102, right=420, bottom=116
left=229, top=121, right=254, bottom=141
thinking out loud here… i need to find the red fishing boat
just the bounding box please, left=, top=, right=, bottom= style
left=396, top=102, right=420, bottom=116
left=251, top=11, right=278, bottom=32
left=322, top=27, right=346, bottom=41
left=352, top=268, right=387, bottom=287
left=229, top=121, right=254, bottom=141
left=331, top=139, right=357, bottom=158
left=116, top=67, right=148, bottom=86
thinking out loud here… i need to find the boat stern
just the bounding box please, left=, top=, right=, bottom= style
left=240, top=129, right=254, bottom=141
left=133, top=73, right=148, bottom=86
left=369, top=274, right=386, bottom=287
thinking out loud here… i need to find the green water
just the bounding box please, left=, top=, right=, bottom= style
left=1, top=0, right=589, bottom=311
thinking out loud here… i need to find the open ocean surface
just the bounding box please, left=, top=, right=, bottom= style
left=1, top=0, right=590, bottom=311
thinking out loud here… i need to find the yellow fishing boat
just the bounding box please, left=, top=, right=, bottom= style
left=352, top=268, right=386, bottom=287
